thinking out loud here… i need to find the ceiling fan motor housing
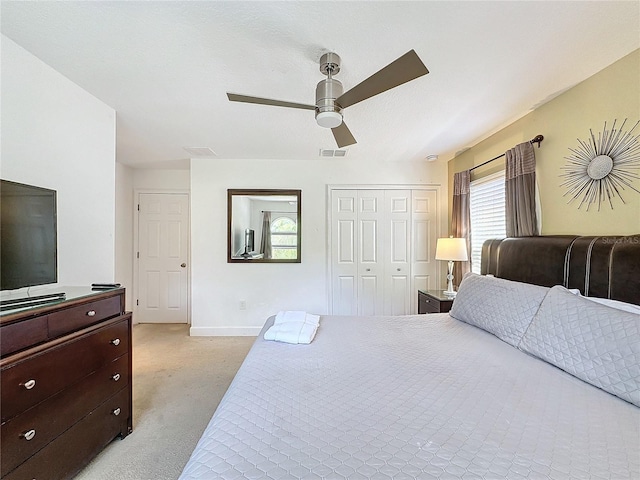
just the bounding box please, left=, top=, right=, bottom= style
left=315, top=78, right=343, bottom=128
left=315, top=52, right=344, bottom=128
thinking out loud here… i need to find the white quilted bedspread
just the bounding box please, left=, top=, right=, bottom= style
left=179, top=314, right=640, bottom=480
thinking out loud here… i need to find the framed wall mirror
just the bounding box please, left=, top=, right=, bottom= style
left=227, top=189, right=301, bottom=263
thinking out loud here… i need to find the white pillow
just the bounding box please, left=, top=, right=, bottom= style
left=566, top=288, right=640, bottom=314
left=519, top=285, right=640, bottom=407
left=584, top=297, right=640, bottom=315
left=449, top=273, right=549, bottom=346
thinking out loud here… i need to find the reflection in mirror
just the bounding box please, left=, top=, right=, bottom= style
left=228, top=189, right=301, bottom=263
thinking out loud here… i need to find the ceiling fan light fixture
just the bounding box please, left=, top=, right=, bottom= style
left=228, top=49, right=429, bottom=148
left=316, top=111, right=343, bottom=128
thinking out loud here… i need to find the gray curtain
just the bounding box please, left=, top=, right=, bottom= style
left=451, top=170, right=471, bottom=286
left=260, top=211, right=272, bottom=259
left=506, top=142, right=538, bottom=237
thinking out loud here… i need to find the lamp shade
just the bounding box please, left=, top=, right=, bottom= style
left=435, top=237, right=468, bottom=261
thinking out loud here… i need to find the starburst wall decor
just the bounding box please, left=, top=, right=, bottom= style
left=560, top=119, right=640, bottom=210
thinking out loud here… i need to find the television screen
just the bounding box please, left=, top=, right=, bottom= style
left=1, top=180, right=58, bottom=290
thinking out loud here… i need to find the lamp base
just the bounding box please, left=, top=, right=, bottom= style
left=443, top=260, right=456, bottom=298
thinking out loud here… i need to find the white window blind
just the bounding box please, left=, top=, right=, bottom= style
left=470, top=171, right=506, bottom=274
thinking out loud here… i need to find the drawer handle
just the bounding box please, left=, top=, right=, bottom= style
left=112, top=407, right=121, bottom=416
left=112, top=373, right=121, bottom=382
left=86, top=310, right=96, bottom=317
left=111, top=338, right=121, bottom=346
left=21, top=429, right=36, bottom=441
left=22, top=379, right=37, bottom=390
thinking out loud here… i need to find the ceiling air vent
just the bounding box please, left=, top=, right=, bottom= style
left=319, top=149, right=348, bottom=157
left=183, top=147, right=217, bottom=157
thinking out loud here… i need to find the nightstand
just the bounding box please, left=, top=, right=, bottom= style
left=418, top=289, right=454, bottom=314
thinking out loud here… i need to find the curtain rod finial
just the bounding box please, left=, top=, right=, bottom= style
left=531, top=135, right=544, bottom=148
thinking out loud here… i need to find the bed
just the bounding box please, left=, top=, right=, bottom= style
left=180, top=235, right=640, bottom=479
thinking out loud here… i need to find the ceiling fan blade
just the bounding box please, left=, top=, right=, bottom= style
left=332, top=122, right=357, bottom=148
left=227, top=93, right=316, bottom=110
left=336, top=50, right=429, bottom=109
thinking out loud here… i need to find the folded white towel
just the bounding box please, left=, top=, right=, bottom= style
left=274, top=310, right=307, bottom=325
left=264, top=311, right=320, bottom=344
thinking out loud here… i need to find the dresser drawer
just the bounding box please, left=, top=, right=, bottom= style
left=47, top=295, right=122, bottom=338
left=419, top=297, right=441, bottom=313
left=1, top=353, right=129, bottom=475
left=418, top=290, right=453, bottom=314
left=1, top=316, right=130, bottom=423
left=0, top=316, right=49, bottom=357
left=3, top=387, right=131, bottom=480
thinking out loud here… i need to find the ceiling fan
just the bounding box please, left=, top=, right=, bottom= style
left=227, top=50, right=429, bottom=148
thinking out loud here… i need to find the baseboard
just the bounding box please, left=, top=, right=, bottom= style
left=189, top=326, right=261, bottom=336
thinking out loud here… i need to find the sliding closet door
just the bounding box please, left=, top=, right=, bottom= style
left=384, top=190, right=411, bottom=315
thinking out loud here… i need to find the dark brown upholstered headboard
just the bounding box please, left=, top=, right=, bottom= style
left=481, top=235, right=640, bottom=306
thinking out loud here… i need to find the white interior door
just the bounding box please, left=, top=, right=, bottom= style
left=357, top=190, right=384, bottom=316
left=330, top=186, right=440, bottom=316
left=384, top=190, right=411, bottom=315
left=137, top=193, right=189, bottom=323
left=331, top=190, right=358, bottom=315
left=411, top=189, right=439, bottom=309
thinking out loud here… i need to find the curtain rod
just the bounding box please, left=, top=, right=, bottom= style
left=468, top=134, right=544, bottom=172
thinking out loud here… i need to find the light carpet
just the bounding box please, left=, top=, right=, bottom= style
left=74, top=323, right=255, bottom=480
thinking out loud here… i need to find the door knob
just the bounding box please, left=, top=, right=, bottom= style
left=181, top=263, right=186, bottom=268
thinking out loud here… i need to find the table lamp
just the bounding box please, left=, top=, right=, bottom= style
left=435, top=237, right=469, bottom=297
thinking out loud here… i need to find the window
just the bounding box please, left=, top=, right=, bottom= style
left=271, top=216, right=298, bottom=260
left=470, top=171, right=506, bottom=274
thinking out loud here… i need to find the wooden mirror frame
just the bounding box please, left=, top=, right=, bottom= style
left=227, top=189, right=301, bottom=263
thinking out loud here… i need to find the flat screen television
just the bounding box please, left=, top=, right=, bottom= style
left=1, top=180, right=58, bottom=291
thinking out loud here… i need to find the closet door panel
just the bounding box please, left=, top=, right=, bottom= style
left=411, top=190, right=439, bottom=311
left=331, top=191, right=358, bottom=315
left=384, top=190, right=411, bottom=315
left=390, top=220, right=409, bottom=262
left=337, top=220, right=355, bottom=263
left=330, top=187, right=440, bottom=316
left=359, top=275, right=380, bottom=317
left=389, top=275, right=410, bottom=315
left=334, top=276, right=357, bottom=316
left=357, top=191, right=384, bottom=315
left=359, top=220, right=379, bottom=263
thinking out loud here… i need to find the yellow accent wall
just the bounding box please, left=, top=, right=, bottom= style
left=448, top=49, right=640, bottom=235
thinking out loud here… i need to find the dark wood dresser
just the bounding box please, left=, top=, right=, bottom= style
left=0, top=287, right=132, bottom=480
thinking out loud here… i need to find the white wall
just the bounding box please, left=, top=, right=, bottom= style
left=191, top=157, right=448, bottom=335
left=132, top=168, right=190, bottom=190
left=1, top=35, right=116, bottom=291
left=115, top=163, right=134, bottom=310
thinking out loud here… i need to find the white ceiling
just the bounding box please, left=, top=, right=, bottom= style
left=2, top=1, right=638, bottom=169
